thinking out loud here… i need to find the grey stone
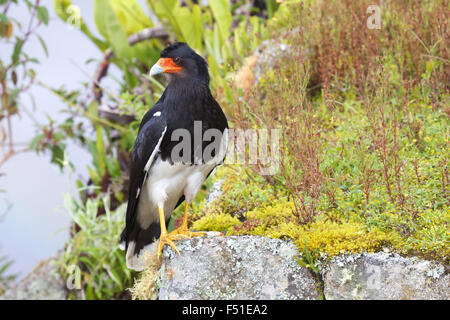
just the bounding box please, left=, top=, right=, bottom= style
left=253, top=39, right=292, bottom=84
left=158, top=235, right=320, bottom=300
left=204, top=179, right=224, bottom=205
left=0, top=255, right=66, bottom=300
left=322, top=252, right=449, bottom=300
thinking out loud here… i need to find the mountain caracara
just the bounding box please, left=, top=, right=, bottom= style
left=119, top=42, right=228, bottom=271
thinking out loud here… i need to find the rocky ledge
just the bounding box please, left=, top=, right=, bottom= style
left=2, top=235, right=448, bottom=300
left=154, top=235, right=448, bottom=300
left=0, top=255, right=66, bottom=300
left=321, top=252, right=449, bottom=300
left=158, top=235, right=320, bottom=300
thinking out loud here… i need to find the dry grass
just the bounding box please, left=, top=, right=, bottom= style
left=129, top=251, right=161, bottom=300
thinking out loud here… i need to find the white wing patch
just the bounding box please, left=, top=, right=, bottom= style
left=135, top=187, right=140, bottom=199
left=136, top=125, right=167, bottom=198
left=144, top=126, right=167, bottom=173
left=153, top=111, right=161, bottom=117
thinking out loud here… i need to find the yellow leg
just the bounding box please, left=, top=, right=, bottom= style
left=170, top=202, right=206, bottom=238
left=157, top=205, right=183, bottom=259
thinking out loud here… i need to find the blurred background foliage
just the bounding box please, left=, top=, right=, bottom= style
left=0, top=0, right=49, bottom=293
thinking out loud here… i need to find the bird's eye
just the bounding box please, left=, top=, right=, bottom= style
left=173, top=57, right=181, bottom=63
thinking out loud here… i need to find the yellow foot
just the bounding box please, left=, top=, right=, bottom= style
left=169, top=226, right=206, bottom=239
left=157, top=232, right=185, bottom=259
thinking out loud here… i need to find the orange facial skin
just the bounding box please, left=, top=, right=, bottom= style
left=157, top=58, right=183, bottom=73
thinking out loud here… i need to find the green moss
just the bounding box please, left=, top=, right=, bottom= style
left=193, top=213, right=242, bottom=233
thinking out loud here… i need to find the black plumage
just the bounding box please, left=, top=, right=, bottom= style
left=120, top=43, right=228, bottom=270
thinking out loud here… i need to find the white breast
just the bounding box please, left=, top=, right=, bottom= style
left=136, top=128, right=228, bottom=229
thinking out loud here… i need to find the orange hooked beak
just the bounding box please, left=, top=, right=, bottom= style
left=149, top=58, right=183, bottom=76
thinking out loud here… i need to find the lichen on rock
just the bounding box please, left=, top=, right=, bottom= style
left=135, top=234, right=320, bottom=300
left=322, top=252, right=449, bottom=300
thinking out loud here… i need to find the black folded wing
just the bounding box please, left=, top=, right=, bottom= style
left=124, top=105, right=167, bottom=248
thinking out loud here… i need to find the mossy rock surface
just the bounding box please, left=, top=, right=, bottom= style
left=0, top=254, right=66, bottom=300
left=157, top=234, right=320, bottom=300
left=322, top=252, right=449, bottom=300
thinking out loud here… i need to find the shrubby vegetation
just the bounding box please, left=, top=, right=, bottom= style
left=193, top=0, right=448, bottom=263
left=60, top=194, right=134, bottom=299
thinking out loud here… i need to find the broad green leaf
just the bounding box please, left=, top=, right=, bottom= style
left=266, top=0, right=279, bottom=19
left=234, top=21, right=248, bottom=56
left=94, top=0, right=113, bottom=41
left=201, top=10, right=212, bottom=26
left=53, top=0, right=71, bottom=21
left=29, top=133, right=44, bottom=150
left=173, top=6, right=202, bottom=51
left=12, top=39, right=23, bottom=64
left=50, top=144, right=65, bottom=168
left=0, top=13, right=7, bottom=24
left=94, top=0, right=132, bottom=60
left=191, top=4, right=203, bottom=51
left=147, top=0, right=182, bottom=39
left=85, top=283, right=95, bottom=300
left=36, top=6, right=49, bottom=25
left=110, top=0, right=151, bottom=35
left=209, top=0, right=231, bottom=42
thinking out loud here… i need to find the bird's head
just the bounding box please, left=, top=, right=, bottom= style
left=149, top=42, right=209, bottom=84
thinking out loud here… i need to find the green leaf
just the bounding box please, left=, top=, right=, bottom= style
left=95, top=125, right=106, bottom=177
left=265, top=0, right=279, bottom=19
left=36, top=6, right=49, bottom=25
left=190, top=4, right=203, bottom=50
left=29, top=133, right=44, bottom=150
left=105, top=156, right=120, bottom=178
left=53, top=0, right=71, bottom=21
left=173, top=6, right=201, bottom=50
left=147, top=0, right=183, bottom=39
left=87, top=139, right=98, bottom=168
left=50, top=144, right=65, bottom=168
left=36, top=34, right=48, bottom=57
left=0, top=13, right=7, bottom=24
left=94, top=0, right=132, bottom=60
left=207, top=54, right=220, bottom=80
left=12, top=39, right=23, bottom=65
left=209, top=0, right=231, bottom=42
left=85, top=283, right=95, bottom=300
left=109, top=0, right=151, bottom=35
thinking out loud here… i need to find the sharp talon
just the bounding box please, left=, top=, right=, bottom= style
left=166, top=239, right=180, bottom=255
left=157, top=232, right=183, bottom=259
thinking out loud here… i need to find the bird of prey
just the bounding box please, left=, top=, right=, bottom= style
left=120, top=42, right=228, bottom=271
